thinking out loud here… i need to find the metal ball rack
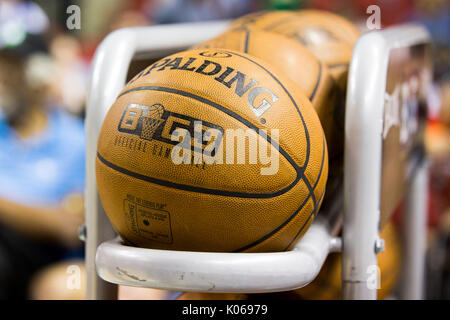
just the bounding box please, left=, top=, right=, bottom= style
left=85, top=21, right=431, bottom=300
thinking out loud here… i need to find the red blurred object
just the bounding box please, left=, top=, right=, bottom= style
left=391, top=178, right=442, bottom=229
left=308, top=0, right=417, bottom=26
left=80, top=38, right=98, bottom=62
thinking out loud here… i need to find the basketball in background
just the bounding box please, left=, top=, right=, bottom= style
left=294, top=222, right=401, bottom=300
left=229, top=10, right=360, bottom=91
left=193, top=28, right=342, bottom=161
left=228, top=10, right=297, bottom=33
left=96, top=48, right=328, bottom=252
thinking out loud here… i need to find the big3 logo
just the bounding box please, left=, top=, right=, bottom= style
left=118, top=103, right=224, bottom=156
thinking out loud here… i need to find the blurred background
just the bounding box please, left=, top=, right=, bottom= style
left=0, top=0, right=448, bottom=300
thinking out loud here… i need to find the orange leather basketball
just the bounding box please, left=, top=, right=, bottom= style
left=96, top=48, right=328, bottom=252
left=230, top=10, right=360, bottom=90
left=229, top=10, right=296, bottom=32
left=294, top=222, right=401, bottom=300
left=193, top=27, right=342, bottom=162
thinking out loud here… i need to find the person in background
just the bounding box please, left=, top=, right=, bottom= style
left=47, top=34, right=89, bottom=117
left=0, top=1, right=86, bottom=299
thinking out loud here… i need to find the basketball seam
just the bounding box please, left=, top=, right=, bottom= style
left=220, top=49, right=311, bottom=171
left=282, top=138, right=327, bottom=250
left=118, top=85, right=307, bottom=171
left=97, top=150, right=323, bottom=253
left=284, top=181, right=326, bottom=251
left=97, top=152, right=299, bottom=199
left=328, top=63, right=349, bottom=69
left=240, top=29, right=322, bottom=103
left=233, top=136, right=326, bottom=252
left=219, top=49, right=317, bottom=222
left=309, top=61, right=322, bottom=101
left=243, top=29, right=250, bottom=53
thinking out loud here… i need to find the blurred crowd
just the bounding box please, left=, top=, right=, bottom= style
left=0, top=0, right=448, bottom=299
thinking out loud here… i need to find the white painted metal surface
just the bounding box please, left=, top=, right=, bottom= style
left=343, top=25, right=430, bottom=300
left=96, top=218, right=339, bottom=293
left=400, top=160, right=428, bottom=299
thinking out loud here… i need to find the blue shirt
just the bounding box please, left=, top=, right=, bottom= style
left=0, top=108, right=85, bottom=206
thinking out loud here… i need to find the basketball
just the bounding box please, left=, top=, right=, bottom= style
left=294, top=222, right=401, bottom=300
left=229, top=10, right=360, bottom=90
left=193, top=27, right=342, bottom=162
left=228, top=10, right=297, bottom=32
left=96, top=48, right=328, bottom=252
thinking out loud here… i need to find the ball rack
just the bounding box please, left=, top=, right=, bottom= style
left=85, top=21, right=431, bottom=300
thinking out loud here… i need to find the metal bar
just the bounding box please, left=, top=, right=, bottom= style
left=85, top=21, right=230, bottom=300
left=85, top=28, right=135, bottom=300
left=95, top=218, right=336, bottom=293
left=343, top=31, right=388, bottom=300
left=400, top=160, right=428, bottom=299
left=342, top=25, right=431, bottom=300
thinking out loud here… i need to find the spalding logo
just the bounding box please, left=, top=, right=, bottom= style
left=199, top=50, right=232, bottom=58
left=128, top=52, right=279, bottom=118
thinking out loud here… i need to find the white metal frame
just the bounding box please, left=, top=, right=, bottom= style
left=343, top=25, right=430, bottom=299
left=85, top=22, right=431, bottom=300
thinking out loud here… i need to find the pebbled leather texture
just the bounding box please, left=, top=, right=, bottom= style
left=229, top=9, right=360, bottom=92
left=193, top=27, right=342, bottom=162
left=96, top=49, right=328, bottom=252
